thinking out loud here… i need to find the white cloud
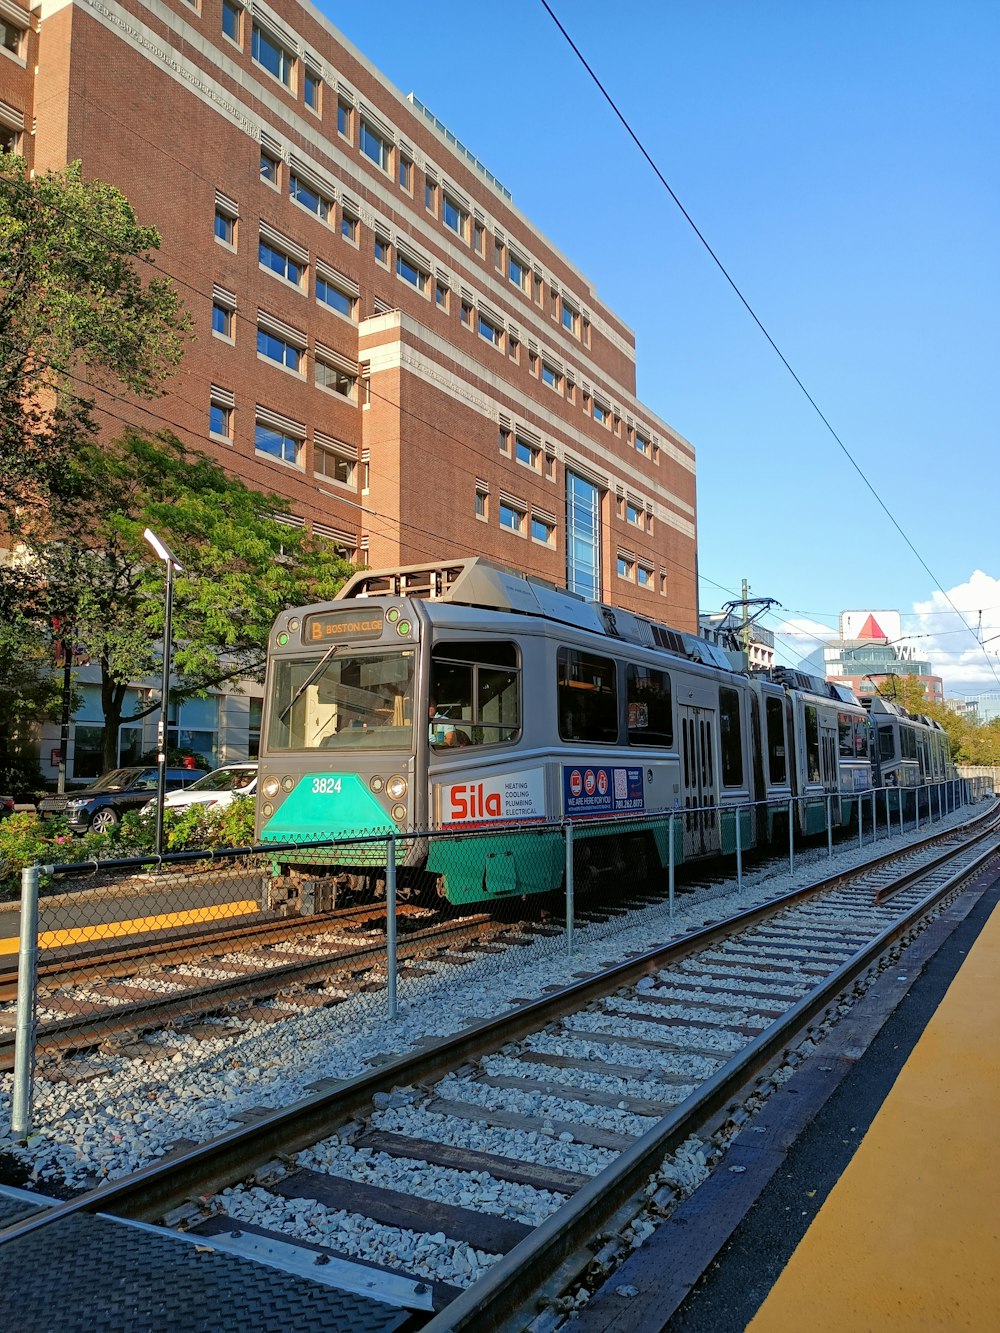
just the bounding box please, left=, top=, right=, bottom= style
left=911, top=571, right=1000, bottom=699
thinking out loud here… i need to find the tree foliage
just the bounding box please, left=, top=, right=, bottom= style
left=6, top=431, right=354, bottom=769
left=0, top=151, right=190, bottom=518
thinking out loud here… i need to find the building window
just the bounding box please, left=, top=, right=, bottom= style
left=498, top=426, right=511, bottom=455
left=0, top=124, right=20, bottom=154
left=443, top=194, right=469, bottom=240
left=508, top=253, right=530, bottom=294
left=478, top=312, right=502, bottom=349
left=625, top=501, right=643, bottom=529
left=593, top=400, right=610, bottom=426
left=515, top=436, right=540, bottom=470
left=493, top=238, right=504, bottom=271
left=252, top=23, right=295, bottom=88
left=499, top=500, right=525, bottom=535
left=257, top=322, right=303, bottom=373
left=260, top=149, right=280, bottom=186
left=337, top=99, right=352, bottom=139
left=461, top=299, right=473, bottom=327
left=435, top=280, right=449, bottom=311
left=304, top=69, right=321, bottom=111
left=396, top=251, right=429, bottom=294
left=475, top=487, right=488, bottom=521
left=425, top=178, right=437, bottom=213
left=212, top=302, right=234, bottom=340
left=531, top=515, right=555, bottom=546
left=541, top=362, right=562, bottom=393
left=637, top=564, right=653, bottom=588
left=360, top=120, right=391, bottom=172
left=214, top=203, right=236, bottom=247
left=289, top=173, right=331, bottom=222
left=255, top=420, right=302, bottom=466
left=508, top=336, right=519, bottom=363
left=314, top=440, right=356, bottom=486
left=617, top=554, right=635, bottom=581
left=221, top=0, right=241, bottom=44
left=399, top=155, right=413, bottom=191
left=473, top=219, right=485, bottom=254
left=316, top=272, right=357, bottom=320
left=340, top=209, right=359, bottom=243
left=561, top=302, right=580, bottom=336
left=315, top=357, right=356, bottom=399
left=209, top=394, right=233, bottom=441
left=259, top=236, right=306, bottom=289
left=566, top=471, right=600, bottom=600
left=635, top=430, right=650, bottom=457
left=374, top=234, right=390, bottom=266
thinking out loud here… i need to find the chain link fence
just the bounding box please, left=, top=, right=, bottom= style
left=3, top=775, right=984, bottom=1144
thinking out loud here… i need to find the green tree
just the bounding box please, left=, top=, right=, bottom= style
left=0, top=608, right=63, bottom=795
left=0, top=151, right=189, bottom=519
left=7, top=431, right=354, bottom=770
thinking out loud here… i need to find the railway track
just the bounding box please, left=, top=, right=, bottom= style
left=3, top=807, right=997, bottom=1328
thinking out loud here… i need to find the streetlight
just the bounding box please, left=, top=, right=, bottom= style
left=143, top=528, right=183, bottom=857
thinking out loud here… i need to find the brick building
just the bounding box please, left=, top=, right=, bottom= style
left=4, top=0, right=699, bottom=773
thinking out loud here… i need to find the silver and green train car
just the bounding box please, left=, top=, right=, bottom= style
left=257, top=559, right=873, bottom=913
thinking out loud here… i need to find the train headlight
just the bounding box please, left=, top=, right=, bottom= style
left=261, top=802, right=274, bottom=817
left=262, top=777, right=281, bottom=799
left=386, top=775, right=407, bottom=800
left=369, top=776, right=384, bottom=793
left=391, top=803, right=407, bottom=822
left=280, top=775, right=295, bottom=792
left=396, top=619, right=411, bottom=637
left=287, top=617, right=299, bottom=632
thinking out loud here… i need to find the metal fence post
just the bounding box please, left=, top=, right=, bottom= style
left=858, top=794, right=864, bottom=851
left=12, top=864, right=41, bottom=1141
left=826, top=795, right=833, bottom=859
left=871, top=790, right=877, bottom=842
left=564, top=822, right=575, bottom=954
left=788, top=799, right=795, bottom=875
left=735, top=803, right=743, bottom=891
left=668, top=811, right=675, bottom=921
left=385, top=834, right=397, bottom=1021
left=898, top=791, right=905, bottom=836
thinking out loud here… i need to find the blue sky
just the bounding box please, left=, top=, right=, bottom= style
left=321, top=1, right=999, bottom=698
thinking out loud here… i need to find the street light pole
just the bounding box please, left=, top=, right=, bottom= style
left=143, top=529, right=183, bottom=858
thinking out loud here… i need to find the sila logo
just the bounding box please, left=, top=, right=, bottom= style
left=449, top=783, right=502, bottom=819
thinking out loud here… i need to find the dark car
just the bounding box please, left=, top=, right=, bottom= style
left=0, top=795, right=14, bottom=820
left=37, top=766, right=209, bottom=834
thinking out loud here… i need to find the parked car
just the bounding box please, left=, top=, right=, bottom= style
left=37, top=766, right=209, bottom=834
left=0, top=795, right=14, bottom=821
left=141, top=762, right=258, bottom=817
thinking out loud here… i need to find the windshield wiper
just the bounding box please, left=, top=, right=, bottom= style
left=278, top=647, right=339, bottom=723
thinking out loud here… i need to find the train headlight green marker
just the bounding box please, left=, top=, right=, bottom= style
left=277, top=632, right=289, bottom=646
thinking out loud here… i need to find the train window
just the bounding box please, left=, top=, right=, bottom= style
left=805, top=705, right=821, bottom=783
left=879, top=728, right=895, bottom=761
left=429, top=641, right=519, bottom=746
left=719, top=687, right=744, bottom=787
left=626, top=665, right=672, bottom=747
left=837, top=713, right=854, bottom=758
left=267, top=650, right=415, bottom=750
left=901, top=725, right=918, bottom=760
left=558, top=647, right=618, bottom=743
left=765, top=696, right=786, bottom=784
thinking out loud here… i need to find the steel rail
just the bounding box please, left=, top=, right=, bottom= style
left=3, top=816, right=996, bottom=1262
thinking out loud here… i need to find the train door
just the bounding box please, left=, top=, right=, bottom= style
left=678, top=704, right=720, bottom=857
left=819, top=711, right=839, bottom=804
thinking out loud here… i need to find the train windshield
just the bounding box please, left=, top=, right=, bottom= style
left=267, top=649, right=415, bottom=750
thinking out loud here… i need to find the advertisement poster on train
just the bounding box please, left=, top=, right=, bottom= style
left=437, top=767, right=546, bottom=826
left=563, top=765, right=645, bottom=818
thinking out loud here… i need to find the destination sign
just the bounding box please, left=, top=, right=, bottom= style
left=303, top=609, right=385, bottom=642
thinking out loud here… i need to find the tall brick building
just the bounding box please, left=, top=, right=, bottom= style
left=3, top=0, right=699, bottom=772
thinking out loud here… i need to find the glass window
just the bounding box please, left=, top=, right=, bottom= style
left=878, top=727, right=895, bottom=761
left=541, top=362, right=561, bottom=391
left=765, top=696, right=787, bottom=783
left=805, top=704, right=821, bottom=782
left=720, top=687, right=744, bottom=787
left=396, top=252, right=428, bottom=293
left=314, top=442, right=355, bottom=485
left=212, top=303, right=233, bottom=338
left=561, top=302, right=579, bottom=335
left=509, top=253, right=530, bottom=293
left=498, top=501, right=524, bottom=534
left=617, top=555, right=634, bottom=581
left=498, top=426, right=511, bottom=454
left=593, top=401, right=609, bottom=425
left=566, top=471, right=600, bottom=600
left=260, top=150, right=279, bottom=184
left=340, top=210, right=358, bottom=242
left=435, top=280, right=449, bottom=310
left=515, top=436, right=539, bottom=468
left=304, top=70, right=321, bottom=110
left=252, top=23, right=294, bottom=87
left=316, top=274, right=357, bottom=319
left=259, top=239, right=305, bottom=287
left=461, top=300, right=473, bottom=327
left=255, top=422, right=301, bottom=465
left=637, top=565, right=653, bottom=588
left=478, top=312, right=502, bottom=348
left=627, top=665, right=672, bottom=747
left=473, top=219, right=485, bottom=254
left=315, top=361, right=356, bottom=398
left=221, top=0, right=241, bottom=44
left=635, top=431, right=650, bottom=456
left=209, top=401, right=232, bottom=438
left=531, top=515, right=555, bottom=546
left=429, top=640, right=519, bottom=747
left=337, top=100, right=351, bottom=138
left=558, top=648, right=617, bottom=743
left=257, top=327, right=301, bottom=372
left=443, top=194, right=468, bottom=238
left=399, top=156, right=413, bottom=190
left=425, top=179, right=437, bottom=212
left=360, top=120, right=390, bottom=171
left=268, top=651, right=415, bottom=750
left=289, top=173, right=331, bottom=221
left=475, top=489, right=488, bottom=520
left=374, top=234, right=390, bottom=265
left=214, top=210, right=235, bottom=245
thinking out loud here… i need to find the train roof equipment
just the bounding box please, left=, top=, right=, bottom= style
left=336, top=558, right=737, bottom=671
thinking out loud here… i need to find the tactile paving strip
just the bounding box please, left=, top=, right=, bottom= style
left=0, top=1211, right=410, bottom=1333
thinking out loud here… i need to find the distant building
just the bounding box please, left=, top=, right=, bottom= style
left=824, top=610, right=943, bottom=704
left=965, top=693, right=1000, bottom=724
left=700, top=613, right=775, bottom=672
